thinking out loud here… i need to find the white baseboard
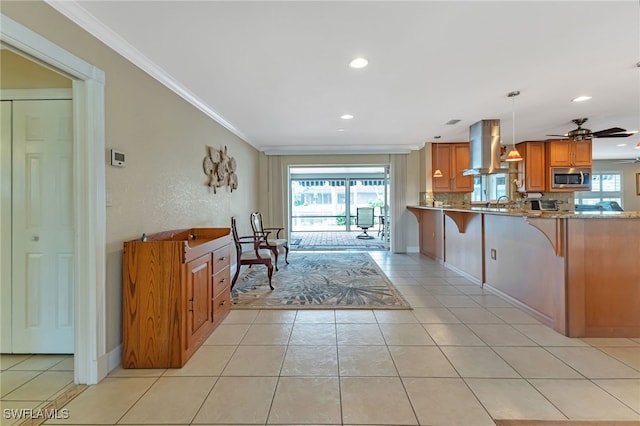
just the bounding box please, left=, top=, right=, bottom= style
left=104, top=344, right=122, bottom=375
left=443, top=263, right=482, bottom=285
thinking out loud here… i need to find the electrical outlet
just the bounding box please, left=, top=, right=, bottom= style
left=490, top=248, right=497, bottom=260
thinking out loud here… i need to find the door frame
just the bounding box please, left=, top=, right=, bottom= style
left=1, top=14, right=107, bottom=384
left=287, top=166, right=390, bottom=247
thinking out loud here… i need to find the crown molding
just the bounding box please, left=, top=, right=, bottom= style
left=44, top=0, right=255, bottom=148
left=262, top=144, right=421, bottom=156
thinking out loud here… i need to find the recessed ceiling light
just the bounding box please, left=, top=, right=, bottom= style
left=572, top=95, right=592, bottom=102
left=349, top=57, right=368, bottom=69
left=340, top=114, right=354, bottom=120
left=616, top=143, right=627, bottom=147
left=337, top=128, right=346, bottom=132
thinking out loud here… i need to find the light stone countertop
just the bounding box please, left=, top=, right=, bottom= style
left=407, top=205, right=640, bottom=219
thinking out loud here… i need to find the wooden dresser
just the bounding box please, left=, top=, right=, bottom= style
left=122, top=228, right=232, bottom=368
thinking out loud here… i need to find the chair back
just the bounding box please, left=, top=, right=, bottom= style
left=230, top=217, right=242, bottom=257
left=356, top=207, right=375, bottom=227
left=250, top=212, right=265, bottom=235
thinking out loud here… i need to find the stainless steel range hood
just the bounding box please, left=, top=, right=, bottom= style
left=462, top=119, right=511, bottom=175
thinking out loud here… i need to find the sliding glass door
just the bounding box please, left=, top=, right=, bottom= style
left=289, top=166, right=388, bottom=235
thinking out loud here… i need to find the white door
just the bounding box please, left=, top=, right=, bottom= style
left=11, top=99, right=74, bottom=353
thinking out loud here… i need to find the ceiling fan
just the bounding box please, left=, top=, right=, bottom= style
left=547, top=118, right=634, bottom=141
left=615, top=157, right=640, bottom=164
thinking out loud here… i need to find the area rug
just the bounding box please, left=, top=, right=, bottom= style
left=231, top=252, right=411, bottom=309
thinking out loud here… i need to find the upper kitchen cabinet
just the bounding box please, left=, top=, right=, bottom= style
left=547, top=139, right=592, bottom=167
left=432, top=142, right=473, bottom=193
left=516, top=141, right=546, bottom=192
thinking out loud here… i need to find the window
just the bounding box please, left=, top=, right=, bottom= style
left=471, top=173, right=508, bottom=203
left=575, top=172, right=622, bottom=207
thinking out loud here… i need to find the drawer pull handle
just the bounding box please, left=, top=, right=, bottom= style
left=218, top=257, right=226, bottom=261
left=220, top=300, right=227, bottom=306
left=188, top=298, right=194, bottom=312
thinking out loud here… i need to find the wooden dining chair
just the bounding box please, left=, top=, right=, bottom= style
left=250, top=212, right=289, bottom=271
left=231, top=217, right=274, bottom=290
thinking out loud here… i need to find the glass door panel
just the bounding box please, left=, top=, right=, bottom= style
left=291, top=179, right=347, bottom=231
left=349, top=178, right=386, bottom=232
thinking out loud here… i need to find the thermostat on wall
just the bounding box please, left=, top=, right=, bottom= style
left=111, top=149, right=126, bottom=167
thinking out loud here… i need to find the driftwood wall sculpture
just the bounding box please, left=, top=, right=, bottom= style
left=203, top=145, right=238, bottom=193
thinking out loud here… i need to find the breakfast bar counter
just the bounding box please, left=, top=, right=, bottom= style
left=408, top=206, right=640, bottom=338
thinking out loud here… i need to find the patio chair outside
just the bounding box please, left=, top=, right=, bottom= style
left=356, top=207, right=375, bottom=239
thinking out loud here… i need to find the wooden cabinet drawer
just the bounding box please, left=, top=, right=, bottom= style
left=213, top=245, right=230, bottom=272
left=212, top=268, right=229, bottom=297
left=212, top=289, right=231, bottom=325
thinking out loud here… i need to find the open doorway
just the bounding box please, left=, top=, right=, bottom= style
left=1, top=15, right=107, bottom=384
left=1, top=50, right=75, bottom=355
left=289, top=165, right=390, bottom=250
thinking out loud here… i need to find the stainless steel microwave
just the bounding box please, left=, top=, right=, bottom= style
left=550, top=167, right=591, bottom=189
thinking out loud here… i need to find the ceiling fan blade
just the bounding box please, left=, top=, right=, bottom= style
left=595, top=126, right=626, bottom=134
left=592, top=127, right=631, bottom=138
left=593, top=132, right=633, bottom=138
left=546, top=134, right=569, bottom=138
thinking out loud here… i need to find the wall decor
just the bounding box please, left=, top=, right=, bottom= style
left=203, top=145, right=238, bottom=193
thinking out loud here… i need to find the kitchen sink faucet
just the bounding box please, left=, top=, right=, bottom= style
left=495, top=196, right=509, bottom=208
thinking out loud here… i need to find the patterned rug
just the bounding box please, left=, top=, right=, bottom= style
left=231, top=252, right=411, bottom=309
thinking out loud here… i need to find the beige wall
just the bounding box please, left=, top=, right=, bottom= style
left=0, top=49, right=72, bottom=89
left=2, top=1, right=261, bottom=352
left=592, top=160, right=640, bottom=212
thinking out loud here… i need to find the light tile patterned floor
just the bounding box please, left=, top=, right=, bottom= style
left=2, top=252, right=640, bottom=425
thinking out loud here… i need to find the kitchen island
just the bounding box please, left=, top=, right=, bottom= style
left=408, top=206, right=640, bottom=338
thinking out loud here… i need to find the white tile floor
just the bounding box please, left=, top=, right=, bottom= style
left=1, top=251, right=639, bottom=425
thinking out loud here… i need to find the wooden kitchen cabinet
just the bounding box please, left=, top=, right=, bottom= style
left=432, top=142, right=473, bottom=193
left=122, top=228, right=231, bottom=368
left=547, top=139, right=592, bottom=167
left=516, top=141, right=546, bottom=192
left=186, top=254, right=213, bottom=351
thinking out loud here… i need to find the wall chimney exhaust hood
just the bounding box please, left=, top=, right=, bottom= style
left=463, top=119, right=511, bottom=175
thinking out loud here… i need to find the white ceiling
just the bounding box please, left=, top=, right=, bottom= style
left=49, top=1, right=640, bottom=160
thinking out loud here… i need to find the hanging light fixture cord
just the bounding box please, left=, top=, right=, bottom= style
left=508, top=90, right=520, bottom=149
left=505, top=90, right=523, bottom=162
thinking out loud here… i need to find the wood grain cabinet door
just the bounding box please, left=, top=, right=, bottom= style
left=572, top=140, right=592, bottom=166
left=517, top=141, right=546, bottom=192
left=548, top=140, right=572, bottom=166
left=452, top=143, right=473, bottom=192
left=432, top=143, right=453, bottom=192
left=186, top=254, right=212, bottom=348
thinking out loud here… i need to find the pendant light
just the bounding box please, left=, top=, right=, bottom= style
left=433, top=138, right=443, bottom=177
left=505, top=90, right=523, bottom=162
